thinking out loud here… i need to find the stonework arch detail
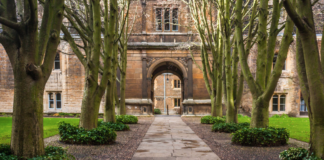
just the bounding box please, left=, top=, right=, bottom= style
left=146, top=58, right=188, bottom=79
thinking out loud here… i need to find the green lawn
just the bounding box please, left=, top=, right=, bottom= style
left=238, top=117, right=310, bottom=142
left=0, top=117, right=80, bottom=144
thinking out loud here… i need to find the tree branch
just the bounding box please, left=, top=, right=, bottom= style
left=283, top=0, right=312, bottom=32
left=0, top=17, right=21, bottom=33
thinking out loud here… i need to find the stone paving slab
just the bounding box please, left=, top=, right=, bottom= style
left=132, top=117, right=221, bottom=160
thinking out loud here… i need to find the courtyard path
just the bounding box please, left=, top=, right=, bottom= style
left=132, top=116, right=221, bottom=160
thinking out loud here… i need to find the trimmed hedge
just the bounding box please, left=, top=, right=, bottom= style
left=116, top=115, right=138, bottom=124
left=279, top=147, right=322, bottom=160
left=232, top=127, right=289, bottom=146
left=58, top=122, right=117, bottom=145
left=98, top=121, right=130, bottom=131
left=0, top=145, right=74, bottom=160
left=201, top=116, right=225, bottom=124
left=212, top=122, right=250, bottom=133
left=154, top=109, right=162, bottom=114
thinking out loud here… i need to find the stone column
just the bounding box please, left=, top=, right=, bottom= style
left=142, top=57, right=148, bottom=98
left=187, top=58, right=193, bottom=99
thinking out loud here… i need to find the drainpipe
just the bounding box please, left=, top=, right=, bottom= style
left=164, top=73, right=166, bottom=113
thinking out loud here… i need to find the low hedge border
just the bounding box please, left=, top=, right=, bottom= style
left=232, top=127, right=289, bottom=146
left=58, top=122, right=117, bottom=145
left=201, top=116, right=225, bottom=124
left=212, top=122, right=250, bottom=133
left=116, top=115, right=138, bottom=124
left=0, top=145, right=74, bottom=160
left=279, top=147, right=322, bottom=160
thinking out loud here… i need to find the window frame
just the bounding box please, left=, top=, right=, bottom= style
left=174, top=80, right=181, bottom=88
left=56, top=93, right=62, bottom=109
left=48, top=93, right=54, bottom=109
left=271, top=94, right=287, bottom=112
left=154, top=6, right=180, bottom=32
left=54, top=53, right=60, bottom=70
left=174, top=98, right=181, bottom=107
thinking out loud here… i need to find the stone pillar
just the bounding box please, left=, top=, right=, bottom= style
left=141, top=0, right=147, bottom=41
left=142, top=57, right=148, bottom=98
left=187, top=58, right=193, bottom=99
left=184, top=78, right=188, bottom=99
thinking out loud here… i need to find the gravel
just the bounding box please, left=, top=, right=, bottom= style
left=44, top=117, right=154, bottom=160
left=182, top=116, right=308, bottom=160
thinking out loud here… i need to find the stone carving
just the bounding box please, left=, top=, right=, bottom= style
left=178, top=57, right=188, bottom=68
left=146, top=57, right=161, bottom=68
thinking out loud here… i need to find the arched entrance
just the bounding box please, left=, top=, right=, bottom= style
left=145, top=58, right=190, bottom=115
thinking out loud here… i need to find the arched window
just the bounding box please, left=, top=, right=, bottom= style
left=56, top=93, right=62, bottom=109
left=49, top=93, right=54, bottom=109
left=272, top=95, right=278, bottom=111
left=54, top=53, right=60, bottom=70
left=280, top=95, right=286, bottom=111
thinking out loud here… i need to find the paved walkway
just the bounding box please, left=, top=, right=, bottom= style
left=132, top=117, right=220, bottom=160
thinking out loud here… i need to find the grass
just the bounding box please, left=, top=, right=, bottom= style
left=0, top=117, right=80, bottom=144
left=238, top=117, right=310, bottom=142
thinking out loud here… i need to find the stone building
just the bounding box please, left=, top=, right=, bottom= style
left=0, top=0, right=323, bottom=116
left=153, top=74, right=182, bottom=114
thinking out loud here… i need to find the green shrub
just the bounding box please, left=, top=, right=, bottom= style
left=58, top=122, right=117, bottom=145
left=232, top=127, right=289, bottom=146
left=154, top=109, right=162, bottom=114
left=201, top=116, right=225, bottom=124
left=58, top=112, right=73, bottom=116
left=237, top=114, right=244, bottom=118
left=116, top=115, right=138, bottom=124
left=98, top=121, right=130, bottom=131
left=0, top=145, right=74, bottom=160
left=212, top=122, right=250, bottom=133
left=271, top=114, right=289, bottom=118
left=279, top=147, right=322, bottom=160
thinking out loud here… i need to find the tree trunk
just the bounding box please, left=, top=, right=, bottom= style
left=120, top=47, right=127, bottom=115
left=120, top=70, right=127, bottom=115
left=104, top=81, right=116, bottom=122
left=11, top=69, right=45, bottom=158
left=79, top=71, right=102, bottom=129
left=250, top=98, right=269, bottom=128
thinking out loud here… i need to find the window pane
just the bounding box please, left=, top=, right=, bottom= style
left=56, top=93, right=61, bottom=100
left=174, top=80, right=177, bottom=88
left=164, top=8, right=170, bottom=31
left=156, top=8, right=162, bottom=31
left=57, top=101, right=61, bottom=109
left=272, top=95, right=278, bottom=111
left=280, top=95, right=286, bottom=111
left=174, top=99, right=177, bottom=106
left=49, top=93, right=54, bottom=108
left=283, top=60, right=286, bottom=70
left=172, top=8, right=178, bottom=31
left=54, top=53, right=60, bottom=69
left=178, top=80, right=180, bottom=88
left=178, top=99, right=180, bottom=106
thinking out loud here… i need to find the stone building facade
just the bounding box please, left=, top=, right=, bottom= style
left=1, top=0, right=323, bottom=116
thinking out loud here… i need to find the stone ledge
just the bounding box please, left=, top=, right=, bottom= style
left=125, top=99, right=153, bottom=105
left=182, top=99, right=211, bottom=105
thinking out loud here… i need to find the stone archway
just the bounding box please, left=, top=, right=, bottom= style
left=142, top=57, right=193, bottom=115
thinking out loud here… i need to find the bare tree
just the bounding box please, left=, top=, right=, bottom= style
left=283, top=0, right=324, bottom=158
left=235, top=0, right=294, bottom=128
left=0, top=0, right=64, bottom=158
